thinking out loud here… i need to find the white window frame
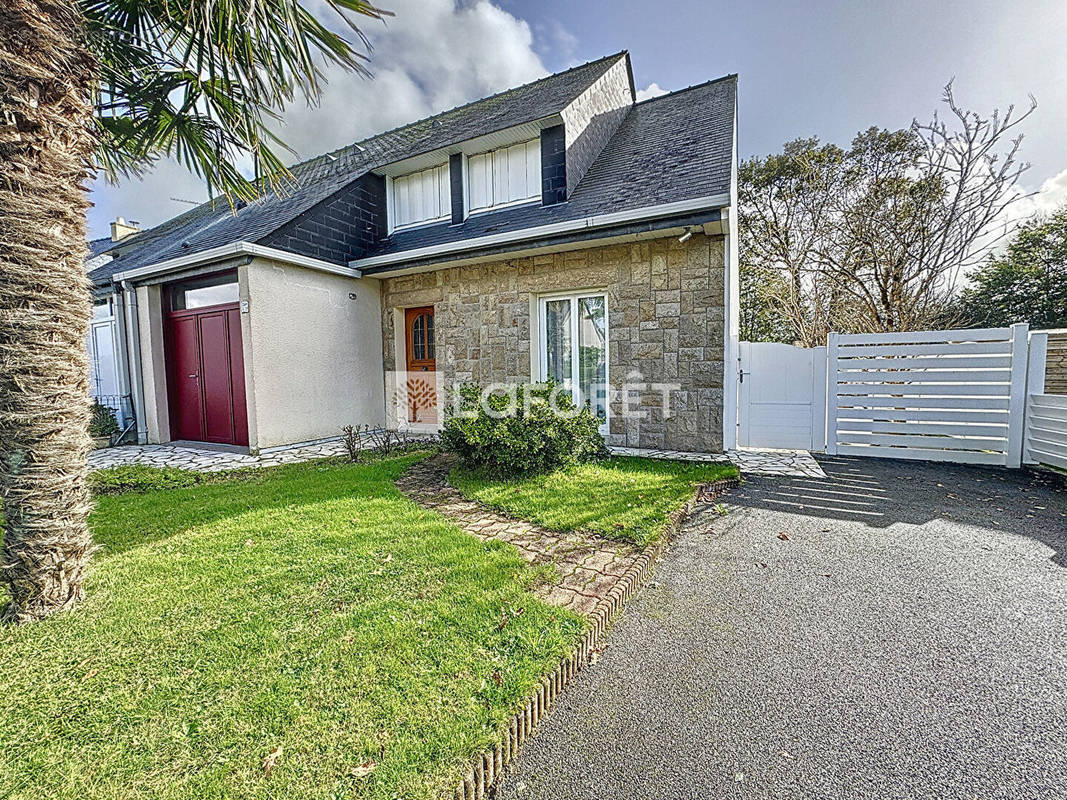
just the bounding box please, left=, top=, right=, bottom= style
left=536, top=290, right=610, bottom=433
left=387, top=163, right=450, bottom=233
left=466, top=139, right=541, bottom=216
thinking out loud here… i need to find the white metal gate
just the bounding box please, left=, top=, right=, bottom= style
left=738, top=342, right=827, bottom=450
left=826, top=325, right=1029, bottom=467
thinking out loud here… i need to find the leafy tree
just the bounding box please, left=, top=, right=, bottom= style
left=960, top=207, right=1067, bottom=329
left=739, top=138, right=844, bottom=346
left=739, top=261, right=794, bottom=343
left=739, top=85, right=1036, bottom=344
left=0, top=0, right=385, bottom=622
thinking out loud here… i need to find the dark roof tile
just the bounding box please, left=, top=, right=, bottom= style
left=87, top=53, right=627, bottom=286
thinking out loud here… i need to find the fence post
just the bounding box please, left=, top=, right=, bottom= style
left=1023, top=331, right=1048, bottom=464
left=1006, top=323, right=1030, bottom=468
left=825, top=332, right=839, bottom=456
left=811, top=346, right=828, bottom=452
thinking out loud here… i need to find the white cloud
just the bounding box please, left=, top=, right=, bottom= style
left=280, top=0, right=547, bottom=160
left=1006, top=166, right=1067, bottom=222
left=88, top=161, right=213, bottom=241
left=969, top=166, right=1067, bottom=262
left=534, top=19, right=579, bottom=65
left=636, top=82, right=668, bottom=102
left=950, top=165, right=1067, bottom=284
left=87, top=0, right=551, bottom=238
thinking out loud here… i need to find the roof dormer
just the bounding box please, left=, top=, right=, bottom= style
left=559, top=53, right=635, bottom=197
left=373, top=53, right=636, bottom=233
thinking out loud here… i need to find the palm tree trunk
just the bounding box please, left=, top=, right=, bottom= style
left=0, top=0, right=98, bottom=622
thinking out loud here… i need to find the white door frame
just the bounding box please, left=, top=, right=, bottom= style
left=536, top=290, right=609, bottom=433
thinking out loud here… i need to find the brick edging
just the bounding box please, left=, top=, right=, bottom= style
left=449, top=475, right=741, bottom=799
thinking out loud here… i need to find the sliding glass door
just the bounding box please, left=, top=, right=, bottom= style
left=539, top=293, right=608, bottom=429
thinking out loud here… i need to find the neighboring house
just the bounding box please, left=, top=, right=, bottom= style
left=86, top=226, right=137, bottom=432
left=87, top=52, right=739, bottom=454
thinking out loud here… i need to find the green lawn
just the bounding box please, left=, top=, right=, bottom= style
left=0, top=455, right=583, bottom=800
left=449, top=457, right=739, bottom=546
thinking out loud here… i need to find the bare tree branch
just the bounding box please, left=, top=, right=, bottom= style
left=739, top=85, right=1036, bottom=339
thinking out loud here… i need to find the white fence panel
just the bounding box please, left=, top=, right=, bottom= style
left=827, top=325, right=1028, bottom=467
left=1025, top=394, right=1067, bottom=471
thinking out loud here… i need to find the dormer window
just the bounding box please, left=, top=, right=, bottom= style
left=467, top=140, right=540, bottom=213
left=390, top=163, right=450, bottom=230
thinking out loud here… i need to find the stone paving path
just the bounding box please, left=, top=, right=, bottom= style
left=90, top=440, right=826, bottom=478
left=395, top=454, right=645, bottom=617
left=609, top=446, right=826, bottom=478
left=88, top=441, right=349, bottom=472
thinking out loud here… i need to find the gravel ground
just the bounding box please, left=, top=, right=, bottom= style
left=496, top=456, right=1067, bottom=800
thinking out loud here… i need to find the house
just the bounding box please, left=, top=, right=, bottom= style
left=85, top=225, right=137, bottom=433
left=87, top=52, right=739, bottom=455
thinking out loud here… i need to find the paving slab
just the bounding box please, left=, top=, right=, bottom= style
left=609, top=445, right=826, bottom=478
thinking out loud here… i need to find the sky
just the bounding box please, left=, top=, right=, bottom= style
left=87, top=0, right=1067, bottom=240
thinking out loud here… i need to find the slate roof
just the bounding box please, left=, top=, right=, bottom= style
left=87, top=52, right=628, bottom=287
left=87, top=237, right=115, bottom=259
left=362, top=75, right=737, bottom=263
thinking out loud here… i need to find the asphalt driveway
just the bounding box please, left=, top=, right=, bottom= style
left=497, top=457, right=1067, bottom=800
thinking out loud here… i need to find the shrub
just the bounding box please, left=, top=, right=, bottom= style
left=89, top=401, right=120, bottom=439
left=440, top=383, right=608, bottom=477
left=367, top=428, right=432, bottom=458
left=341, top=424, right=435, bottom=462
left=341, top=424, right=366, bottom=462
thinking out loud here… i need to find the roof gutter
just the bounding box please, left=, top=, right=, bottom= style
left=348, top=192, right=731, bottom=271
left=111, top=242, right=363, bottom=284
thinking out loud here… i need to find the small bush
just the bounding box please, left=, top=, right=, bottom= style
left=89, top=401, right=120, bottom=439
left=341, top=424, right=435, bottom=462
left=341, top=424, right=366, bottom=462
left=90, top=465, right=207, bottom=495
left=440, top=383, right=608, bottom=477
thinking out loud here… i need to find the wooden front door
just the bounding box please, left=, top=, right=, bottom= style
left=404, top=306, right=437, bottom=424
left=165, top=304, right=248, bottom=446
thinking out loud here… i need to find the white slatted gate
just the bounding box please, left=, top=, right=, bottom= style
left=1026, top=395, right=1067, bottom=470
left=826, top=325, right=1030, bottom=467
left=1021, top=331, right=1067, bottom=471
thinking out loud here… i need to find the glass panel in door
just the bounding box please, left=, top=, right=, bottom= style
left=577, top=296, right=607, bottom=422
left=544, top=299, right=572, bottom=387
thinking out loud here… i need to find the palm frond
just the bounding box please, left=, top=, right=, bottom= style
left=80, top=0, right=389, bottom=202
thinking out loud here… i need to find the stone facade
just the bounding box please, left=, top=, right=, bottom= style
left=379, top=233, right=726, bottom=452
left=1046, top=331, right=1067, bottom=395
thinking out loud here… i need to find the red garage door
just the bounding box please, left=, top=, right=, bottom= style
left=164, top=273, right=248, bottom=447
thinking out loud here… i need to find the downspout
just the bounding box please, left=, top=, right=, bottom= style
left=721, top=84, right=741, bottom=452
left=121, top=280, right=148, bottom=443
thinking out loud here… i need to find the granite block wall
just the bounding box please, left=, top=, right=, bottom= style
left=379, top=233, right=726, bottom=452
